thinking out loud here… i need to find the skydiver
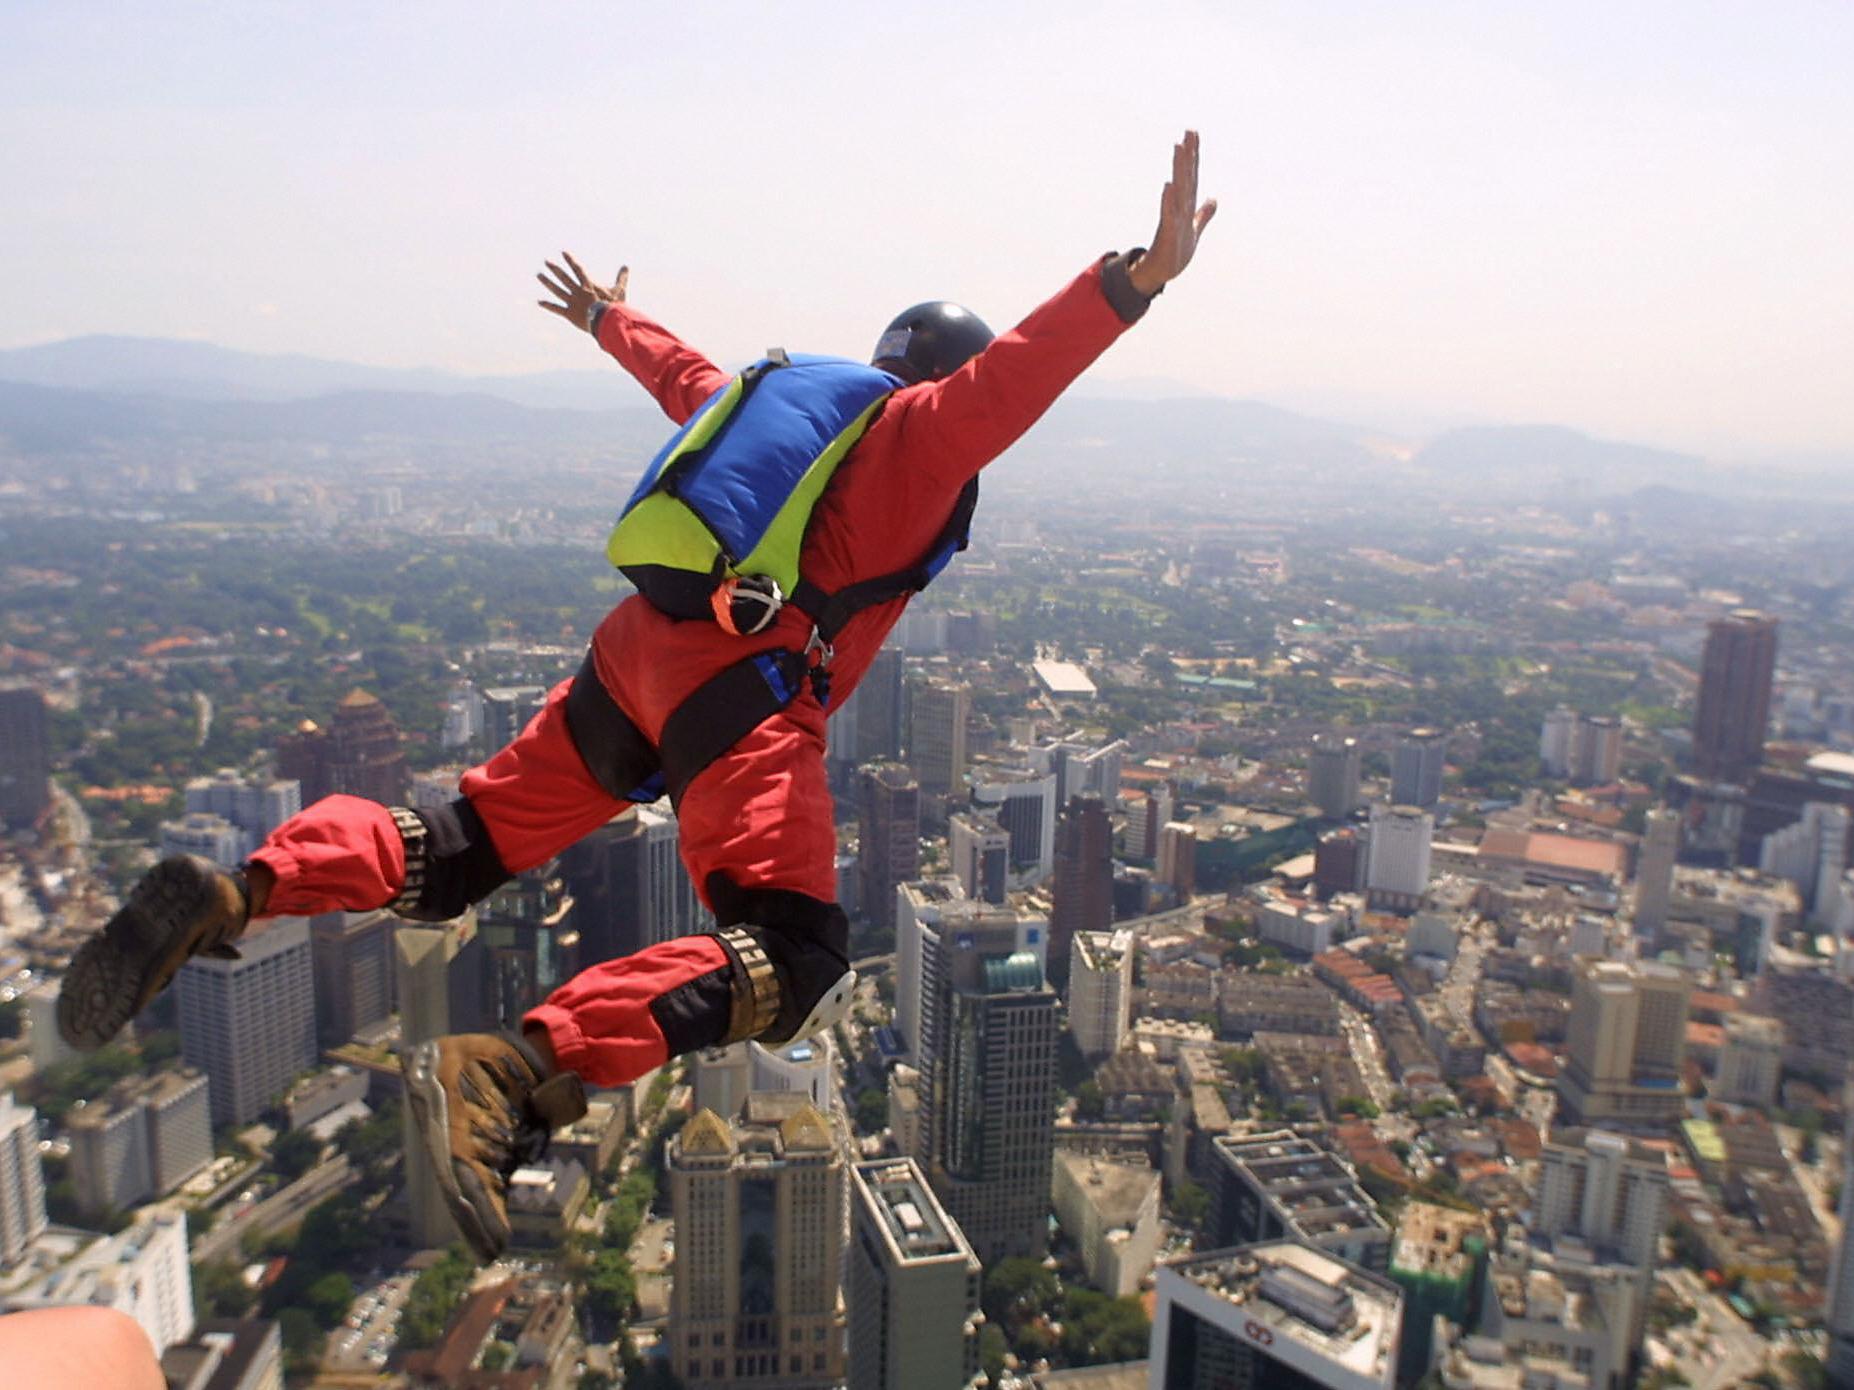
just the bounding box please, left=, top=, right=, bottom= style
left=60, top=131, right=1217, bottom=1262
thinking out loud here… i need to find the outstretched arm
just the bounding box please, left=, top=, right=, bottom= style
left=891, top=130, right=1217, bottom=486
left=537, top=253, right=728, bottom=424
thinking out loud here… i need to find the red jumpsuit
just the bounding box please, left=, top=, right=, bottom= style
left=246, top=255, right=1146, bottom=1086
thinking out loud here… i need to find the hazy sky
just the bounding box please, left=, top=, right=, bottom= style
left=3, top=2, right=1849, bottom=458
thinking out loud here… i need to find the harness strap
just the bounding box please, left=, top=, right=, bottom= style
left=657, top=648, right=811, bottom=805
left=789, top=476, right=979, bottom=645
left=563, top=652, right=666, bottom=805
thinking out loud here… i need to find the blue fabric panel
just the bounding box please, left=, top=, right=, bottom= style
left=673, top=356, right=899, bottom=559
left=618, top=376, right=735, bottom=515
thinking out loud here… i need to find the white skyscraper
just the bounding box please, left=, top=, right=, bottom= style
left=0, top=1092, right=47, bottom=1268
left=158, top=811, right=249, bottom=869
left=1533, top=1129, right=1669, bottom=1273
left=1068, top=930, right=1133, bottom=1061
left=847, top=1158, right=983, bottom=1390
left=1365, top=804, right=1433, bottom=911
left=1632, top=807, right=1680, bottom=937
left=1540, top=707, right=1577, bottom=778
left=7, top=1212, right=194, bottom=1354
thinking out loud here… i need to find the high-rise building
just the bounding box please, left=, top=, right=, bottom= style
left=1385, top=1202, right=1485, bottom=1384
left=1308, top=734, right=1362, bottom=820
left=640, top=804, right=712, bottom=945
left=847, top=1158, right=983, bottom=1390
left=175, top=917, right=316, bottom=1126
left=893, top=881, right=1047, bottom=1069
left=1713, top=1013, right=1783, bottom=1109
left=1364, top=804, right=1432, bottom=912
left=947, top=812, right=1010, bottom=906
left=1533, top=1129, right=1669, bottom=1273
left=68, top=1070, right=212, bottom=1218
left=1158, top=820, right=1198, bottom=900
left=1124, top=783, right=1175, bottom=861
left=441, top=680, right=484, bottom=749
left=558, top=815, right=650, bottom=966
left=1068, top=930, right=1133, bottom=1061
left=1391, top=728, right=1447, bottom=809
left=480, top=686, right=547, bottom=755
left=0, top=1092, right=47, bottom=1268
left=309, top=910, right=395, bottom=1047
left=276, top=689, right=410, bottom=806
left=970, top=770, right=1058, bottom=884
left=1631, top=807, right=1679, bottom=937
left=851, top=645, right=905, bottom=765
left=323, top=689, right=410, bottom=805
left=1479, top=1252, right=1640, bottom=1390
left=1150, top=1241, right=1402, bottom=1390
left=1572, top=715, right=1623, bottom=787
left=1033, top=738, right=1127, bottom=806
left=1051, top=1152, right=1161, bottom=1297
left=0, top=685, right=51, bottom=829
left=1540, top=707, right=1577, bottom=779
left=158, top=812, right=248, bottom=869
left=1758, top=800, right=1851, bottom=921
left=396, top=915, right=487, bottom=1247
left=183, top=770, right=301, bottom=849
left=476, top=865, right=577, bottom=1031
left=8, top=1211, right=195, bottom=1355
left=1050, top=792, right=1113, bottom=989
left=1207, top=1132, right=1391, bottom=1273
left=908, top=678, right=970, bottom=799
left=1556, top=960, right=1690, bottom=1127
left=1313, top=827, right=1365, bottom=901
left=926, top=941, right=1059, bottom=1266
left=859, top=764, right=921, bottom=934
left=1692, top=609, right=1778, bottom=785
left=557, top=805, right=711, bottom=966
left=668, top=1095, right=848, bottom=1389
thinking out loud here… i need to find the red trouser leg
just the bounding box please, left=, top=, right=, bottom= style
left=522, top=709, right=842, bottom=1088
left=250, top=678, right=627, bottom=917
left=524, top=934, right=735, bottom=1088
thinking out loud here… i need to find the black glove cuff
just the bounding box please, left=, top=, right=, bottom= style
left=1101, top=248, right=1159, bottom=324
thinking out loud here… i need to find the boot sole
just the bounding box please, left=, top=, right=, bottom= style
left=58, top=857, right=229, bottom=1052
left=404, top=1041, right=503, bottom=1265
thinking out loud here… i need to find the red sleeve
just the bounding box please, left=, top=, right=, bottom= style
left=592, top=302, right=731, bottom=424
left=883, top=258, right=1141, bottom=494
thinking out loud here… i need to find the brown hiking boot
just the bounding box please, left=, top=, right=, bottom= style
left=403, top=1033, right=587, bottom=1264
left=59, top=855, right=249, bottom=1052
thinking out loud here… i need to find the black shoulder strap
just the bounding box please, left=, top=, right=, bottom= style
left=790, top=477, right=978, bottom=644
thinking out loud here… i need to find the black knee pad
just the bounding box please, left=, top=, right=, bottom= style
left=706, top=875, right=850, bottom=1042
left=392, top=798, right=513, bottom=922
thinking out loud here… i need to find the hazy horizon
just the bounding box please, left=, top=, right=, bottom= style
left=4, top=2, right=1850, bottom=460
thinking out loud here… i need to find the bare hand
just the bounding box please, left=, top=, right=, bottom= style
left=537, top=253, right=629, bottom=333
left=1128, top=131, right=1217, bottom=296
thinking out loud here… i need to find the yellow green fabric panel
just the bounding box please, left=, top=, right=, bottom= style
left=605, top=493, right=721, bottom=572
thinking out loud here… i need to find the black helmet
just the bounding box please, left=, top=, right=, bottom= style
left=871, top=301, right=993, bottom=384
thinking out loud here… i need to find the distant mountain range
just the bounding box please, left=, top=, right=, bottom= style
left=0, top=333, right=1771, bottom=501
